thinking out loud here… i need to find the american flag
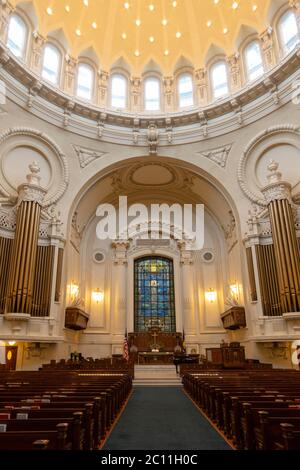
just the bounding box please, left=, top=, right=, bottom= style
left=123, top=330, right=129, bottom=362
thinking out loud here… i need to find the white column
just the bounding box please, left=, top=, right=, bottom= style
left=112, top=241, right=129, bottom=335
left=179, top=242, right=196, bottom=338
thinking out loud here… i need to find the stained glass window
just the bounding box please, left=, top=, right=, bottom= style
left=134, top=257, right=176, bottom=333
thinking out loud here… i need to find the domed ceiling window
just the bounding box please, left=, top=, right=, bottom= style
left=279, top=10, right=299, bottom=54
left=211, top=61, right=229, bottom=100
left=144, top=77, right=160, bottom=111
left=76, top=63, right=94, bottom=100
left=244, top=41, right=264, bottom=81
left=6, top=14, right=28, bottom=59
left=41, top=44, right=61, bottom=85
left=111, top=74, right=127, bottom=109
left=178, top=74, right=194, bottom=108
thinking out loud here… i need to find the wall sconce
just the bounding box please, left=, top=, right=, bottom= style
left=69, top=280, right=79, bottom=301
left=8, top=341, right=16, bottom=346
left=205, top=288, right=217, bottom=303
left=230, top=283, right=239, bottom=299
left=92, top=288, right=104, bottom=304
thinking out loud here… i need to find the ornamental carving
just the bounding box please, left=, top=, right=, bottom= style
left=0, top=128, right=69, bottom=207
left=73, top=144, right=107, bottom=168
left=198, top=143, right=232, bottom=168
left=260, top=27, right=275, bottom=69
left=147, top=123, right=159, bottom=155
left=238, top=125, right=300, bottom=206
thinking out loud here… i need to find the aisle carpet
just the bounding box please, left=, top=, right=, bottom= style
left=103, top=387, right=232, bottom=450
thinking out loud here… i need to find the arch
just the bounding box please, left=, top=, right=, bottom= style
left=144, top=76, right=161, bottom=111
left=6, top=13, right=28, bottom=58
left=177, top=73, right=194, bottom=108
left=142, top=59, right=162, bottom=76
left=173, top=55, right=194, bottom=74
left=16, top=1, right=38, bottom=30
left=238, top=124, right=300, bottom=206
left=235, top=24, right=258, bottom=50
left=134, top=256, right=176, bottom=332
left=210, top=61, right=229, bottom=100
left=277, top=9, right=299, bottom=55
left=0, top=127, right=69, bottom=207
left=41, top=43, right=62, bottom=85
left=78, top=46, right=100, bottom=67
left=76, top=62, right=95, bottom=101
left=244, top=40, right=264, bottom=81
left=111, top=56, right=131, bottom=75
left=267, top=0, right=289, bottom=24
left=204, top=44, right=226, bottom=66
left=47, top=28, right=69, bottom=53
left=110, top=73, right=128, bottom=109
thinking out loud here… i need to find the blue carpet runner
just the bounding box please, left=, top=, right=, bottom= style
left=104, top=387, right=232, bottom=450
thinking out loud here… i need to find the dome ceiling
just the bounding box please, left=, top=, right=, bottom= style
left=14, top=0, right=278, bottom=74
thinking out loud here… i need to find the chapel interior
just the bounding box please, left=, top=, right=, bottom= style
left=0, top=0, right=300, bottom=452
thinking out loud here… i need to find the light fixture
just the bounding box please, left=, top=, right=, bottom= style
left=8, top=341, right=16, bottom=346
left=252, top=4, right=257, bottom=12
left=92, top=289, right=104, bottom=303
left=232, top=2, right=238, bottom=9
left=230, top=283, right=239, bottom=296
left=46, top=7, right=53, bottom=15
left=83, top=0, right=89, bottom=6
left=134, top=50, right=140, bottom=57
left=65, top=5, right=70, bottom=13
left=223, top=27, right=229, bottom=34
left=75, top=29, right=81, bottom=37
left=149, top=36, right=155, bottom=43
left=164, top=50, right=169, bottom=56
left=176, top=31, right=182, bottom=38
left=69, top=281, right=79, bottom=299
left=135, top=19, right=141, bottom=26
left=149, top=4, right=155, bottom=11
left=162, top=19, right=168, bottom=26
left=207, top=20, right=212, bottom=27
left=205, top=289, right=217, bottom=303
left=92, top=22, right=97, bottom=29
left=172, top=0, right=177, bottom=6
left=122, top=33, right=127, bottom=39
left=124, top=2, right=130, bottom=9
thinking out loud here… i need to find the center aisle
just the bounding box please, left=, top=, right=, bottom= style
left=103, top=387, right=232, bottom=450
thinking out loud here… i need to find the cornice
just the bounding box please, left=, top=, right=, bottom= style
left=0, top=42, right=300, bottom=146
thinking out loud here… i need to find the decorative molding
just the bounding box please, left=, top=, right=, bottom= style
left=0, top=128, right=69, bottom=207
left=73, top=144, right=107, bottom=168
left=198, top=143, right=232, bottom=168
left=147, top=123, right=159, bottom=155
left=0, top=42, right=300, bottom=145
left=238, top=125, right=300, bottom=206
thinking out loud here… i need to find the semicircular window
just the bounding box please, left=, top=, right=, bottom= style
left=134, top=256, right=176, bottom=333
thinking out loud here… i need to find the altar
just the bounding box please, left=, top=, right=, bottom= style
left=137, top=351, right=174, bottom=364
left=128, top=328, right=183, bottom=364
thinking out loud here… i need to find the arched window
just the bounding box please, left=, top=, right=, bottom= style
left=76, top=63, right=94, bottom=100
left=211, top=61, right=229, bottom=99
left=144, top=77, right=160, bottom=111
left=6, top=14, right=28, bottom=58
left=278, top=10, right=299, bottom=54
left=111, top=74, right=127, bottom=108
left=244, top=41, right=264, bottom=81
left=41, top=44, right=61, bottom=85
left=178, top=74, right=194, bottom=107
left=134, top=257, right=176, bottom=333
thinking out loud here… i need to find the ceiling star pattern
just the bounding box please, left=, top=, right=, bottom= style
left=13, top=0, right=273, bottom=74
